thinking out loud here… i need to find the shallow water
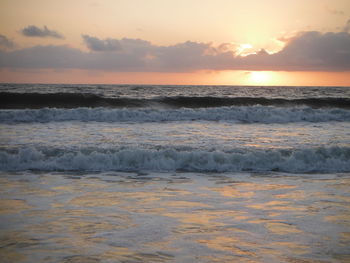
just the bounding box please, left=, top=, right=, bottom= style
left=1, top=171, right=349, bottom=263
left=2, top=121, right=350, bottom=150
left=1, top=119, right=349, bottom=173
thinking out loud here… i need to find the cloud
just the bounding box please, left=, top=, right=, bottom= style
left=0, top=35, right=15, bottom=49
left=0, top=43, right=150, bottom=71
left=0, top=45, right=84, bottom=68
left=82, top=35, right=122, bottom=51
left=275, top=31, right=350, bottom=71
left=240, top=31, right=350, bottom=71
left=344, top=19, right=350, bottom=32
left=21, top=25, right=64, bottom=39
left=1, top=31, right=350, bottom=72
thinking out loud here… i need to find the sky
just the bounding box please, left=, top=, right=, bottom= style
left=0, top=0, right=350, bottom=86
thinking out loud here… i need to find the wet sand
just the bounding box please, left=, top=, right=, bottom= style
left=0, top=171, right=349, bottom=262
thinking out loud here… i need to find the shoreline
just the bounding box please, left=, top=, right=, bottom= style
left=1, top=171, right=349, bottom=262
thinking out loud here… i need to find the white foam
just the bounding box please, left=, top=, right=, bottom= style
left=1, top=146, right=349, bottom=173
left=1, top=106, right=349, bottom=124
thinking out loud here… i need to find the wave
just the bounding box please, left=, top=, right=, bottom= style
left=1, top=146, right=349, bottom=173
left=1, top=106, right=349, bottom=124
left=1, top=92, right=350, bottom=109
left=0, top=92, right=146, bottom=109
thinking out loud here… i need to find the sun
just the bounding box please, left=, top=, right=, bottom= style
left=249, top=71, right=271, bottom=85
left=242, top=71, right=281, bottom=86
left=236, top=43, right=254, bottom=56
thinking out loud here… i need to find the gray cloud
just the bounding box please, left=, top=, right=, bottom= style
left=21, top=25, right=64, bottom=39
left=0, top=35, right=15, bottom=49
left=1, top=31, right=350, bottom=72
left=0, top=45, right=84, bottom=69
left=344, top=19, right=350, bottom=32
left=82, top=35, right=122, bottom=51
left=239, top=31, right=350, bottom=71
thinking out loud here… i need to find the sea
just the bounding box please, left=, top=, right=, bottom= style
left=0, top=84, right=349, bottom=262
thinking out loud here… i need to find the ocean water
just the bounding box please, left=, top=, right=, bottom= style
left=1, top=84, right=350, bottom=173
left=0, top=84, right=350, bottom=262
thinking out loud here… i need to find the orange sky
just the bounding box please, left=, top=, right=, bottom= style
left=1, top=69, right=349, bottom=87
left=0, top=0, right=350, bottom=85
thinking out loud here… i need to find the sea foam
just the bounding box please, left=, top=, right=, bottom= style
left=1, top=146, right=349, bottom=173
left=1, top=106, right=349, bottom=124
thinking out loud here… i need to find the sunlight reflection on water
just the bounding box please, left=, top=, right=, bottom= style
left=0, top=172, right=349, bottom=262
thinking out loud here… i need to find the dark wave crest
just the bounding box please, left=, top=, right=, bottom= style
left=1, top=92, right=350, bottom=109
left=0, top=92, right=147, bottom=109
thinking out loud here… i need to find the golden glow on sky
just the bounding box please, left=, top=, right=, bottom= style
left=1, top=69, right=349, bottom=86
left=0, top=0, right=350, bottom=85
left=249, top=72, right=271, bottom=85
left=236, top=44, right=254, bottom=56
left=1, top=0, right=349, bottom=47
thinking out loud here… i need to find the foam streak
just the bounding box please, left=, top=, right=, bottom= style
left=1, top=146, right=349, bottom=173
left=1, top=106, right=349, bottom=124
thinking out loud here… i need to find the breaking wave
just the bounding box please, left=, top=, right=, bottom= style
left=1, top=92, right=350, bottom=109
left=1, top=106, right=349, bottom=123
left=1, top=146, right=349, bottom=173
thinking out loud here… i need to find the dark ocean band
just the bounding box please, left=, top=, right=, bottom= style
left=1, top=92, right=350, bottom=109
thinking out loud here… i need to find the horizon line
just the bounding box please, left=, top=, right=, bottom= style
left=1, top=81, right=350, bottom=88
